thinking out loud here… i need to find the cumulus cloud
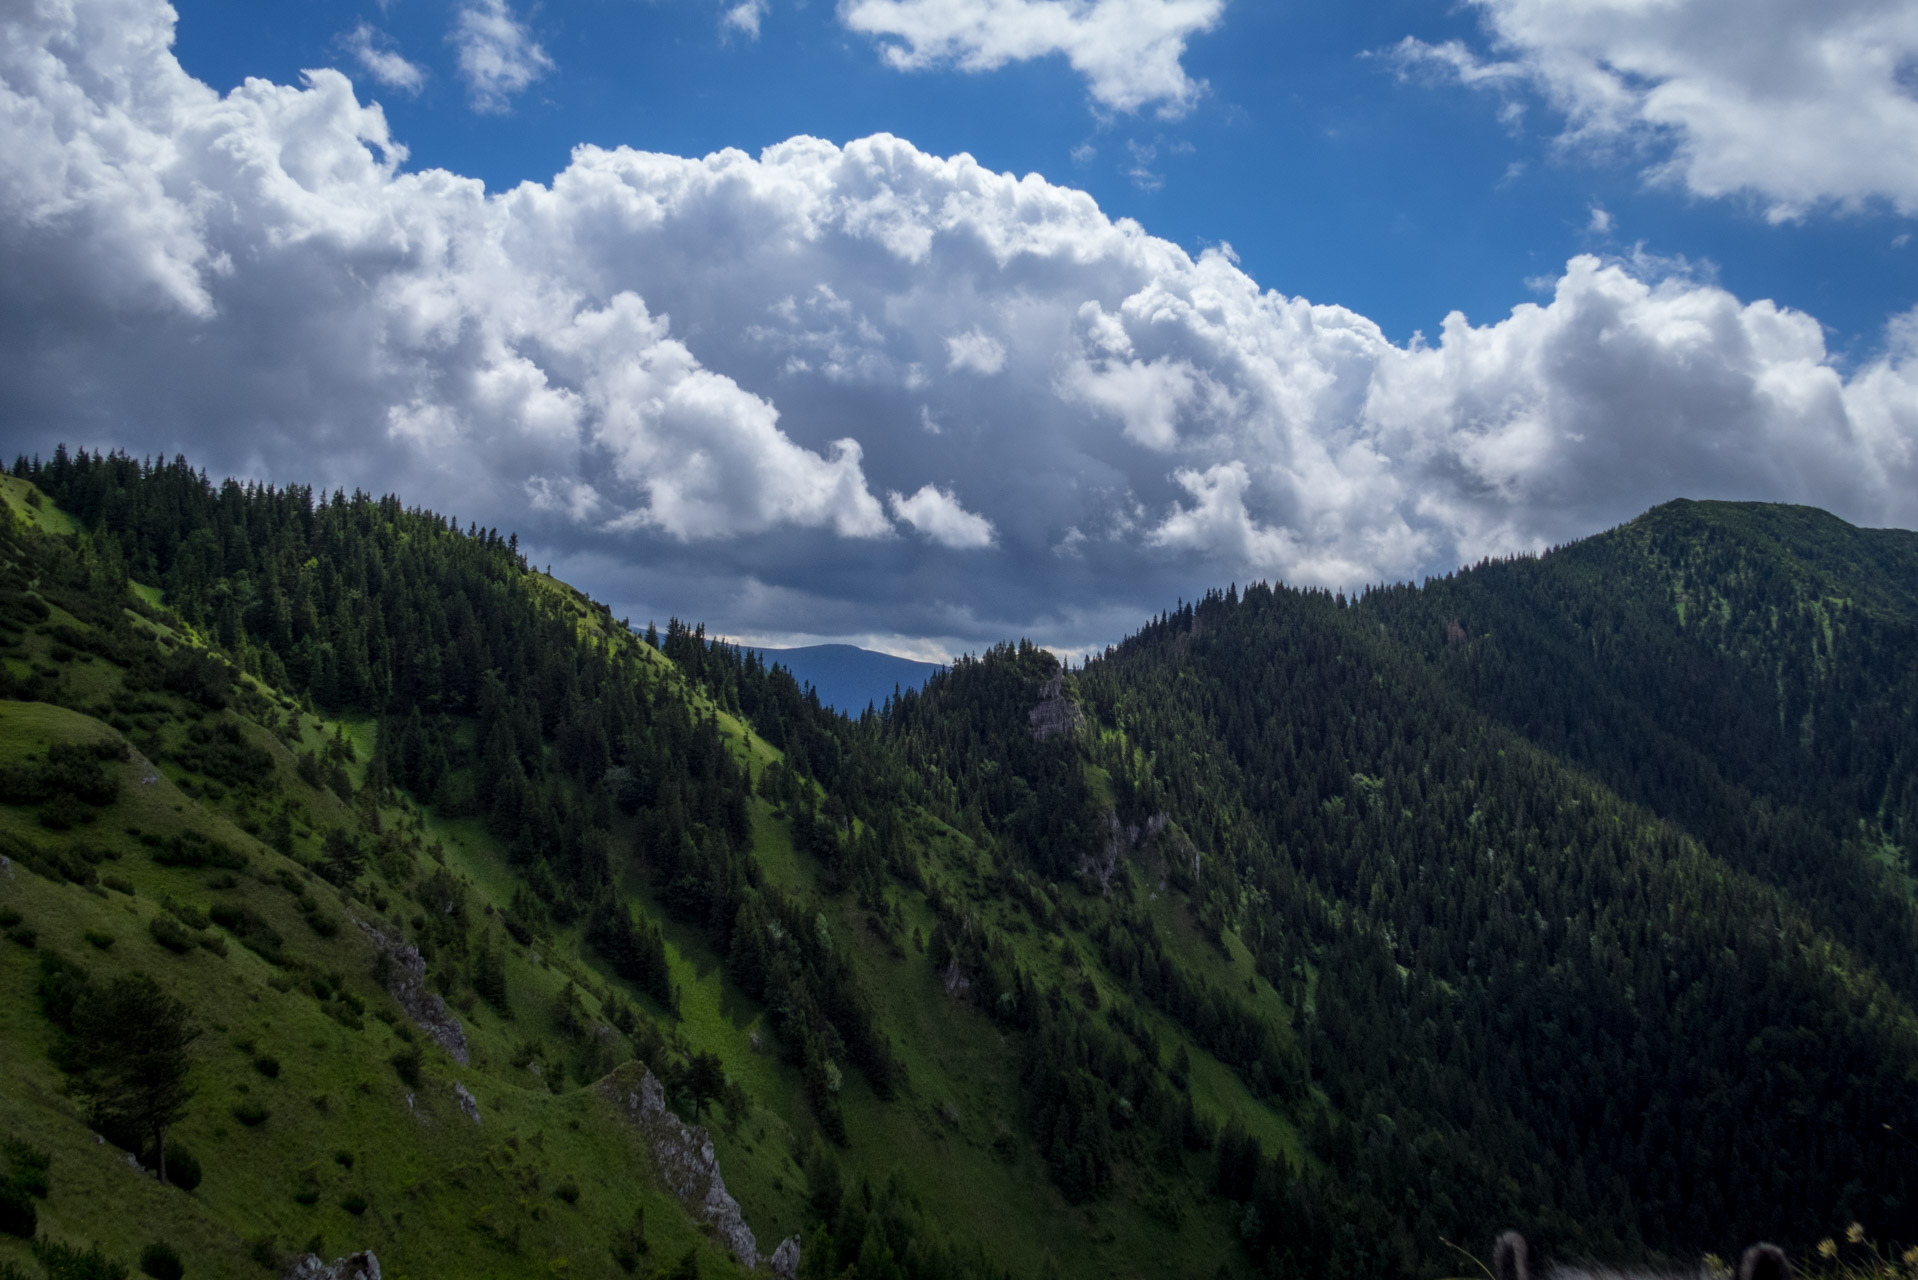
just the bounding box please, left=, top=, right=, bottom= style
left=451, top=0, right=552, bottom=113
left=1388, top=0, right=1918, bottom=218
left=3, top=0, right=1915, bottom=655
left=723, top=0, right=769, bottom=38
left=944, top=328, right=1006, bottom=375
left=838, top=0, right=1224, bottom=115
left=890, top=484, right=997, bottom=548
left=342, top=22, right=427, bottom=94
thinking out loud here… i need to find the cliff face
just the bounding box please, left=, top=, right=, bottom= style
left=600, top=1063, right=765, bottom=1270
left=1027, top=673, right=1083, bottom=741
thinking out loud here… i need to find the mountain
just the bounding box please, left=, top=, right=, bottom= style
left=747, top=645, right=943, bottom=714
left=1, top=449, right=1914, bottom=1280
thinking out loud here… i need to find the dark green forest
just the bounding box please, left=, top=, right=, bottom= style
left=1, top=448, right=1914, bottom=1280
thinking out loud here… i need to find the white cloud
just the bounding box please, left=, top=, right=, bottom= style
left=890, top=484, right=997, bottom=548
left=838, top=0, right=1224, bottom=115
left=944, top=328, right=1006, bottom=375
left=1390, top=0, right=1918, bottom=219
left=723, top=0, right=769, bottom=38
left=342, top=22, right=427, bottom=95
left=2, top=0, right=1915, bottom=654
left=451, top=0, right=552, bottom=113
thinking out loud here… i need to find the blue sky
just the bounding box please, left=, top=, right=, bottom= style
left=4, top=0, right=1917, bottom=658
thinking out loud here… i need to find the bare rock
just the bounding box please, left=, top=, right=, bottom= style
left=454, top=1081, right=481, bottom=1126
left=356, top=921, right=469, bottom=1065
left=600, top=1063, right=758, bottom=1270
left=1027, top=673, right=1083, bottom=741
left=1079, top=811, right=1173, bottom=893
left=941, top=956, right=972, bottom=998
left=770, top=1235, right=802, bottom=1280
left=283, top=1251, right=381, bottom=1280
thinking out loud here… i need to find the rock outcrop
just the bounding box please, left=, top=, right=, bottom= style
left=453, top=1080, right=481, bottom=1125
left=1027, top=673, right=1083, bottom=741
left=770, top=1235, right=803, bottom=1280
left=1079, top=811, right=1171, bottom=892
left=356, top=921, right=469, bottom=1065
left=283, top=1252, right=380, bottom=1280
left=940, top=956, right=972, bottom=998
left=600, top=1063, right=758, bottom=1270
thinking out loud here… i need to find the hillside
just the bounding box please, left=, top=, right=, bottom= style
left=1, top=451, right=1915, bottom=1280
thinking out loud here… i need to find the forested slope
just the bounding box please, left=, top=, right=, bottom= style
left=2, top=451, right=1915, bottom=1280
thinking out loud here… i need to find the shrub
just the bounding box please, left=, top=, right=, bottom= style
left=7, top=926, right=38, bottom=949
left=148, top=831, right=245, bottom=871
left=339, top=1192, right=368, bottom=1216
left=291, top=1189, right=318, bottom=1207
left=148, top=916, right=195, bottom=954
left=611, top=1206, right=648, bottom=1273
left=390, top=1043, right=424, bottom=1089
left=161, top=1141, right=202, bottom=1193
left=555, top=1179, right=580, bottom=1205
left=137, top=1242, right=184, bottom=1280
left=102, top=876, right=134, bottom=895
left=163, top=899, right=209, bottom=930
left=31, top=1237, right=129, bottom=1280
left=0, top=909, right=19, bottom=927
left=252, top=1055, right=280, bottom=1079
left=84, top=931, right=115, bottom=951
left=230, top=1101, right=269, bottom=1127
left=0, top=1181, right=34, bottom=1238
left=5, top=1138, right=53, bottom=1200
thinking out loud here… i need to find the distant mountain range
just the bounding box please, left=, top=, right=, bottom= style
left=748, top=643, right=944, bottom=713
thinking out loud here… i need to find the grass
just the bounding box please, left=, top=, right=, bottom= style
left=0, top=475, right=1313, bottom=1280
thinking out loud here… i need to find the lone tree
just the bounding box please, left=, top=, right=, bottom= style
left=70, top=974, right=198, bottom=1185
left=686, top=1050, right=726, bottom=1119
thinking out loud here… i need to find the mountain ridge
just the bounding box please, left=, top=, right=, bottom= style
left=0, top=450, right=1913, bottom=1280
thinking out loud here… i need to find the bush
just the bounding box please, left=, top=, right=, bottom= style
left=291, top=1189, right=318, bottom=1207
left=0, top=1181, right=34, bottom=1238
left=148, top=916, right=195, bottom=954
left=148, top=831, right=246, bottom=871
left=230, top=1101, right=269, bottom=1127
left=245, top=1235, right=277, bottom=1269
left=84, top=931, right=115, bottom=951
left=137, top=1242, right=184, bottom=1280
left=252, top=1055, right=280, bottom=1079
left=162, top=1141, right=202, bottom=1193
left=611, top=1206, right=648, bottom=1273
left=5, top=1138, right=52, bottom=1201
left=390, top=1043, right=423, bottom=1089
left=339, top=1192, right=367, bottom=1216
left=31, top=1237, right=129, bottom=1280
left=555, top=1179, right=580, bottom=1205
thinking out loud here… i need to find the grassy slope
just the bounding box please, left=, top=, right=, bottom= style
left=0, top=478, right=1312, bottom=1280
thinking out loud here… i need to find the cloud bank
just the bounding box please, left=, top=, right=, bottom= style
left=1391, top=0, right=1918, bottom=218
left=3, top=0, right=1915, bottom=654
